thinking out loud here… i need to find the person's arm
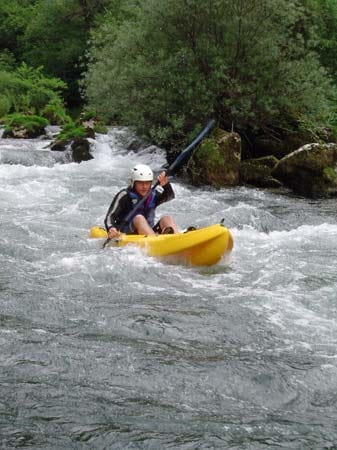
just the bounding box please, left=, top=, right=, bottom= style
left=155, top=172, right=175, bottom=205
left=104, top=190, right=130, bottom=236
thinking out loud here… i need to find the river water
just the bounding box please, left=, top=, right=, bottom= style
left=1, top=128, right=337, bottom=449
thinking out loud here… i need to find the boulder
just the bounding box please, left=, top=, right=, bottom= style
left=50, top=139, right=68, bottom=151
left=272, top=143, right=337, bottom=197
left=71, top=138, right=93, bottom=163
left=240, top=156, right=282, bottom=188
left=81, top=124, right=95, bottom=139
left=2, top=116, right=48, bottom=139
left=3, top=126, right=29, bottom=139
left=187, top=128, right=241, bottom=187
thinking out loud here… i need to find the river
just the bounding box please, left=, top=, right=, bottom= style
left=1, top=128, right=337, bottom=449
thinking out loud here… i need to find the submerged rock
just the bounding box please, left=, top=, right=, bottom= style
left=272, top=143, right=337, bottom=197
left=187, top=128, right=241, bottom=187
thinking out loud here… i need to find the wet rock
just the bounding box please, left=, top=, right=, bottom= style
left=3, top=123, right=46, bottom=139
left=82, top=126, right=95, bottom=139
left=187, top=128, right=241, bottom=187
left=240, top=156, right=282, bottom=188
left=272, top=142, right=337, bottom=197
left=71, top=138, right=93, bottom=163
left=126, top=137, right=147, bottom=152
left=50, top=140, right=68, bottom=151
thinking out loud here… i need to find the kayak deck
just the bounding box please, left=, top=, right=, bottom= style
left=89, top=223, right=233, bottom=266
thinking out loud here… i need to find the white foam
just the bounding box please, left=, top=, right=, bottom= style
left=1, top=128, right=337, bottom=349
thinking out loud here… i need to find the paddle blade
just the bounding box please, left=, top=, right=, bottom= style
left=89, top=226, right=108, bottom=239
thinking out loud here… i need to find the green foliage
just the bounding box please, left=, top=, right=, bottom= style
left=2, top=0, right=337, bottom=145
left=0, top=62, right=67, bottom=120
left=84, top=0, right=335, bottom=146
left=56, top=122, right=88, bottom=140
left=80, top=110, right=98, bottom=121
left=3, top=113, right=49, bottom=132
left=195, top=138, right=224, bottom=169
left=41, top=101, right=72, bottom=125
left=20, top=0, right=117, bottom=104
left=0, top=50, right=16, bottom=71
left=78, top=109, right=108, bottom=133
left=0, top=0, right=114, bottom=106
left=312, top=0, right=337, bottom=83
left=93, top=124, right=108, bottom=134
left=0, top=96, right=11, bottom=117
left=0, top=0, right=134, bottom=111
left=0, top=0, right=35, bottom=57
left=323, top=166, right=337, bottom=182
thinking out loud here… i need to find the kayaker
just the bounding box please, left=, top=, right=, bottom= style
left=105, top=164, right=178, bottom=238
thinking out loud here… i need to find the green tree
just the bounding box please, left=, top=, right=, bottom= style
left=0, top=0, right=120, bottom=107
left=84, top=0, right=334, bottom=145
left=21, top=0, right=87, bottom=105
left=314, top=0, right=337, bottom=83
left=0, top=61, right=67, bottom=118
left=20, top=0, right=118, bottom=105
left=0, top=0, right=36, bottom=57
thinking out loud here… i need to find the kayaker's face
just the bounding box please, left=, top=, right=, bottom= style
left=134, top=180, right=152, bottom=197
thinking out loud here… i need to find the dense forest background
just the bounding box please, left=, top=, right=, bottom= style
left=1, top=0, right=337, bottom=152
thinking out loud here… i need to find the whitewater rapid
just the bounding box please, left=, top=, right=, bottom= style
left=1, top=128, right=337, bottom=449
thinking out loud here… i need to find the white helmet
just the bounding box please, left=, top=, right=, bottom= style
left=130, top=164, right=153, bottom=187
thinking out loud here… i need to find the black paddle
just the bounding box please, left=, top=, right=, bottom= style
left=103, top=119, right=216, bottom=248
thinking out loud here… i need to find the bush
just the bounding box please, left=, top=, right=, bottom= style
left=41, top=100, right=72, bottom=125
left=0, top=61, right=67, bottom=118
left=56, top=121, right=89, bottom=140
left=4, top=113, right=48, bottom=128
left=0, top=95, right=11, bottom=117
left=2, top=113, right=49, bottom=137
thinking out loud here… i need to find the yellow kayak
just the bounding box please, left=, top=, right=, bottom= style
left=89, top=223, right=233, bottom=266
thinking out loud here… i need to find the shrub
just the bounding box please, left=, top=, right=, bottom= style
left=56, top=121, right=88, bottom=140
left=0, top=61, right=67, bottom=118
left=41, top=100, right=72, bottom=125
left=2, top=113, right=49, bottom=137
left=0, top=95, right=11, bottom=117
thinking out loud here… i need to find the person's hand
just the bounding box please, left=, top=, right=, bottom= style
left=107, top=227, right=120, bottom=239
left=157, top=171, right=169, bottom=186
